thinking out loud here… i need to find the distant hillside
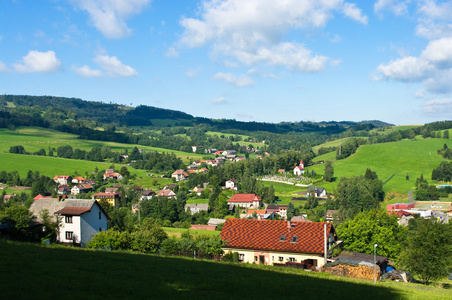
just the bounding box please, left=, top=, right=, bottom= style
left=0, top=95, right=392, bottom=134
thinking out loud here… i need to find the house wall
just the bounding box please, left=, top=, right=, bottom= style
left=58, top=215, right=81, bottom=244
left=80, top=204, right=108, bottom=247
left=223, top=248, right=326, bottom=267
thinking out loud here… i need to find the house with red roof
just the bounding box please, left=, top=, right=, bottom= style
left=228, top=193, right=262, bottom=209
left=220, top=219, right=338, bottom=269
left=29, top=198, right=109, bottom=247
left=172, top=169, right=189, bottom=181
left=293, top=159, right=305, bottom=176
left=53, top=175, right=72, bottom=185
left=158, top=189, right=177, bottom=198
left=92, top=192, right=121, bottom=207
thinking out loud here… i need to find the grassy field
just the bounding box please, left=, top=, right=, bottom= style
left=1, top=239, right=450, bottom=299
left=310, top=138, right=452, bottom=196
left=163, top=227, right=220, bottom=238
left=312, top=137, right=368, bottom=154
left=0, top=152, right=173, bottom=188
left=0, top=127, right=205, bottom=162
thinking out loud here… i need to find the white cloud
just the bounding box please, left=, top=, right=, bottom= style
left=74, top=65, right=103, bottom=77
left=211, top=97, right=228, bottom=104
left=13, top=50, right=62, bottom=73
left=374, top=0, right=409, bottom=16
left=376, top=37, right=452, bottom=93
left=165, top=47, right=179, bottom=58
left=377, top=56, right=433, bottom=81
left=93, top=54, right=138, bottom=77
left=423, top=98, right=452, bottom=114
left=73, top=0, right=151, bottom=39
left=185, top=69, right=198, bottom=78
left=0, top=61, right=8, bottom=72
left=179, top=0, right=367, bottom=71
left=342, top=3, right=367, bottom=24
left=213, top=72, right=254, bottom=87
left=421, top=37, right=452, bottom=68
left=415, top=0, right=452, bottom=39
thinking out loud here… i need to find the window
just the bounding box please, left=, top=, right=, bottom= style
left=99, top=228, right=102, bottom=232
left=279, top=235, right=286, bottom=242
left=291, top=236, right=298, bottom=243
left=254, top=256, right=258, bottom=262
left=65, top=216, right=73, bottom=224
left=99, top=211, right=102, bottom=219
left=65, top=231, right=73, bottom=240
left=272, top=256, right=274, bottom=261
left=289, top=257, right=296, bottom=262
left=239, top=254, right=244, bottom=261
left=278, top=257, right=284, bottom=262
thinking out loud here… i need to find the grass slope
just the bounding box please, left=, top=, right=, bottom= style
left=0, top=127, right=204, bottom=162
left=310, top=138, right=452, bottom=195
left=1, top=239, right=450, bottom=299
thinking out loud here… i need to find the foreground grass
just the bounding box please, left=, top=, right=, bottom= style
left=0, top=239, right=450, bottom=299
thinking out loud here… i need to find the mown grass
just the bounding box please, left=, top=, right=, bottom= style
left=310, top=138, right=452, bottom=196
left=162, top=227, right=220, bottom=238
left=0, top=127, right=204, bottom=162
left=0, top=239, right=450, bottom=299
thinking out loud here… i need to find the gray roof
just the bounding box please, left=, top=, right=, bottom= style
left=29, top=198, right=96, bottom=222
left=184, top=203, right=209, bottom=212
left=208, top=218, right=226, bottom=225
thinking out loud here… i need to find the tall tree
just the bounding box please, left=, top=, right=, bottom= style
left=399, top=218, right=452, bottom=284
left=323, top=161, right=334, bottom=182
left=337, top=210, right=405, bottom=261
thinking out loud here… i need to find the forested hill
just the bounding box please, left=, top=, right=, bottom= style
left=0, top=95, right=393, bottom=135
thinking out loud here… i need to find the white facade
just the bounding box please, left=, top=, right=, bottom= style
left=225, top=180, right=237, bottom=190
left=57, top=203, right=108, bottom=247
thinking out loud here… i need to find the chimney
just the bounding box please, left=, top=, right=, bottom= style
left=287, top=221, right=291, bottom=229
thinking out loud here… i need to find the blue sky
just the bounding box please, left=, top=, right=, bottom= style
left=1, top=0, right=452, bottom=125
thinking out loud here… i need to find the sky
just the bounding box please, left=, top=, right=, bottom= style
left=1, top=0, right=452, bottom=125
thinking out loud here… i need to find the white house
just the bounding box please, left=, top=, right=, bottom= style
left=228, top=194, right=262, bottom=209
left=29, top=198, right=109, bottom=247
left=172, top=169, right=188, bottom=181
left=55, top=200, right=109, bottom=247
left=293, top=159, right=305, bottom=176
left=225, top=179, right=238, bottom=190
left=307, top=187, right=327, bottom=198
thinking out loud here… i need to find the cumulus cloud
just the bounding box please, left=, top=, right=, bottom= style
left=165, top=47, right=179, bottom=58
left=75, top=54, right=138, bottom=77
left=415, top=0, right=452, bottom=39
left=13, top=50, right=62, bottom=73
left=376, top=38, right=452, bottom=93
left=179, top=0, right=367, bottom=71
left=0, top=62, right=8, bottom=72
left=213, top=72, right=254, bottom=87
left=376, top=56, right=433, bottom=81
left=93, top=54, right=138, bottom=77
left=211, top=97, right=228, bottom=104
left=74, top=0, right=151, bottom=39
left=74, top=65, right=103, bottom=77
left=342, top=3, right=368, bottom=24
left=374, top=0, right=409, bottom=16
left=423, top=98, right=452, bottom=114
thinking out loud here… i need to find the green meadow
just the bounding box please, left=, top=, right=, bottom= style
left=310, top=138, right=452, bottom=196
left=0, top=127, right=205, bottom=162
left=162, top=227, right=221, bottom=238
left=1, top=239, right=450, bottom=300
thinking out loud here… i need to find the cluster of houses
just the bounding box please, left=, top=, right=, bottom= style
left=387, top=201, right=452, bottom=225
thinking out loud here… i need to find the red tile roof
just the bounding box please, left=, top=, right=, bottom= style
left=228, top=194, right=262, bottom=203
left=54, top=207, right=91, bottom=215
left=220, top=219, right=335, bottom=254
left=189, top=225, right=217, bottom=231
